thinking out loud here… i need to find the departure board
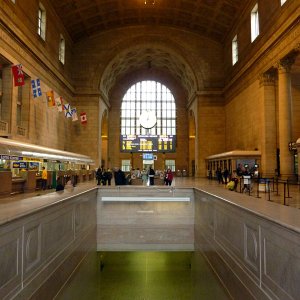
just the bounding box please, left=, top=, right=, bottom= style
left=120, top=135, right=176, bottom=152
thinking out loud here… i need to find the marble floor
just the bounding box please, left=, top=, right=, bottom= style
left=172, top=176, right=300, bottom=209
left=2, top=176, right=300, bottom=209
left=1, top=175, right=300, bottom=225
left=55, top=251, right=230, bottom=300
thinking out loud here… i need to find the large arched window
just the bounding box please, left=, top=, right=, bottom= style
left=121, top=81, right=176, bottom=136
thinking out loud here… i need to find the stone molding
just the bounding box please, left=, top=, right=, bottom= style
left=259, top=70, right=277, bottom=87
left=277, top=51, right=298, bottom=73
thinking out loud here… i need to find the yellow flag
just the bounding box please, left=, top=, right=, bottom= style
left=46, top=90, right=55, bottom=107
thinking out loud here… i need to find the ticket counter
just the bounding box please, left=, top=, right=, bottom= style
left=0, top=137, right=94, bottom=197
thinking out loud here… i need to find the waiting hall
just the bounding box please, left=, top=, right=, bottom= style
left=0, top=0, right=300, bottom=299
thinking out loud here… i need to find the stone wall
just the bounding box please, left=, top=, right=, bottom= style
left=194, top=188, right=300, bottom=300
left=0, top=0, right=75, bottom=149
left=97, top=187, right=194, bottom=251
left=0, top=189, right=97, bottom=299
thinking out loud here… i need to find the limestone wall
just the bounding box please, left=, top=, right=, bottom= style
left=97, top=187, right=194, bottom=251
left=0, top=0, right=75, bottom=150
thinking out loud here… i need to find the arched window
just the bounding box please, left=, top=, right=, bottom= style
left=121, top=81, right=176, bottom=136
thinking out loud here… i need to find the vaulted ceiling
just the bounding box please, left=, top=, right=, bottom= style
left=51, top=0, right=244, bottom=43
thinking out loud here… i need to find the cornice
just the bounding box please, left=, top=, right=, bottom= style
left=187, top=89, right=223, bottom=108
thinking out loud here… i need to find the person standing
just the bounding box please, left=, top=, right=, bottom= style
left=141, top=168, right=148, bottom=185
left=114, top=168, right=126, bottom=185
left=96, top=166, right=102, bottom=185
left=106, top=168, right=112, bottom=186
left=101, top=169, right=108, bottom=185
left=41, top=167, right=48, bottom=190
left=216, top=167, right=223, bottom=184
left=223, top=168, right=229, bottom=184
left=165, top=168, right=173, bottom=186
left=148, top=166, right=155, bottom=186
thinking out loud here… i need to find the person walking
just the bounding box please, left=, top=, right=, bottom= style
left=41, top=167, right=48, bottom=190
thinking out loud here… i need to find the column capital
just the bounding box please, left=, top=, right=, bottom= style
left=259, top=69, right=276, bottom=86
left=277, top=53, right=297, bottom=73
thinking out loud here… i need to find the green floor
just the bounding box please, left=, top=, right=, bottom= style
left=56, top=252, right=230, bottom=300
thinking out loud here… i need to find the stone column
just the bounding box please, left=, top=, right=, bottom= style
left=277, top=55, right=295, bottom=179
left=259, top=70, right=277, bottom=177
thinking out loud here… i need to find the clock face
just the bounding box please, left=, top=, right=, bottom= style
left=139, top=111, right=157, bottom=129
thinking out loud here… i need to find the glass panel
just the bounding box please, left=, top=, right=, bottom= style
left=121, top=80, right=176, bottom=146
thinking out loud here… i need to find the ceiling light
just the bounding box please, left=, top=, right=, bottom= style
left=144, top=0, right=156, bottom=5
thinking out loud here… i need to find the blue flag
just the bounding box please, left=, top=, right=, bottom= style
left=31, top=79, right=42, bottom=98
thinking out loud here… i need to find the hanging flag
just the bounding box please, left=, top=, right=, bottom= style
left=12, top=64, right=25, bottom=86
left=31, top=78, right=42, bottom=98
left=71, top=108, right=78, bottom=121
left=55, top=96, right=64, bottom=112
left=80, top=112, right=87, bottom=125
left=64, top=103, right=72, bottom=118
left=46, top=90, right=55, bottom=107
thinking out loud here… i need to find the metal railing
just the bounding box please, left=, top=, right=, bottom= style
left=235, top=176, right=299, bottom=208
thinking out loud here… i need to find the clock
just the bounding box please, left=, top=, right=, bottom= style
left=139, top=111, right=157, bottom=129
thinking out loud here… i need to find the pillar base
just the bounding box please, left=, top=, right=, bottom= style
left=279, top=174, right=297, bottom=182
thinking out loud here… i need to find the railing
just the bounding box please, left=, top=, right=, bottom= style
left=230, top=175, right=300, bottom=208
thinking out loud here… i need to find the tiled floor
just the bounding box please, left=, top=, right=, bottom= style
left=55, top=252, right=230, bottom=300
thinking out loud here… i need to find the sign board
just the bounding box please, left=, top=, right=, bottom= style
left=121, top=135, right=176, bottom=152
left=12, top=161, right=27, bottom=169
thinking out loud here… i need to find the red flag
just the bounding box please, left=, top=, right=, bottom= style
left=12, top=64, right=25, bottom=86
left=80, top=112, right=87, bottom=125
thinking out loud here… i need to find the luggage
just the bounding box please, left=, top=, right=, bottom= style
left=227, top=181, right=235, bottom=191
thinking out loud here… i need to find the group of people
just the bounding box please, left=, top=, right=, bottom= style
left=214, top=164, right=258, bottom=192
left=95, top=165, right=174, bottom=186
left=96, top=166, right=113, bottom=185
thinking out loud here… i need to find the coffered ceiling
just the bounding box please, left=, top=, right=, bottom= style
left=51, top=0, right=244, bottom=43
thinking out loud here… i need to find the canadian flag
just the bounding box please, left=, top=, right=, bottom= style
left=80, top=112, right=87, bottom=125
left=12, top=64, right=25, bottom=86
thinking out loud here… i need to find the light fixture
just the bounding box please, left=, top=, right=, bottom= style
left=144, top=0, right=156, bottom=5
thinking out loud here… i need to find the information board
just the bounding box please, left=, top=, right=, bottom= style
left=120, top=135, right=176, bottom=152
